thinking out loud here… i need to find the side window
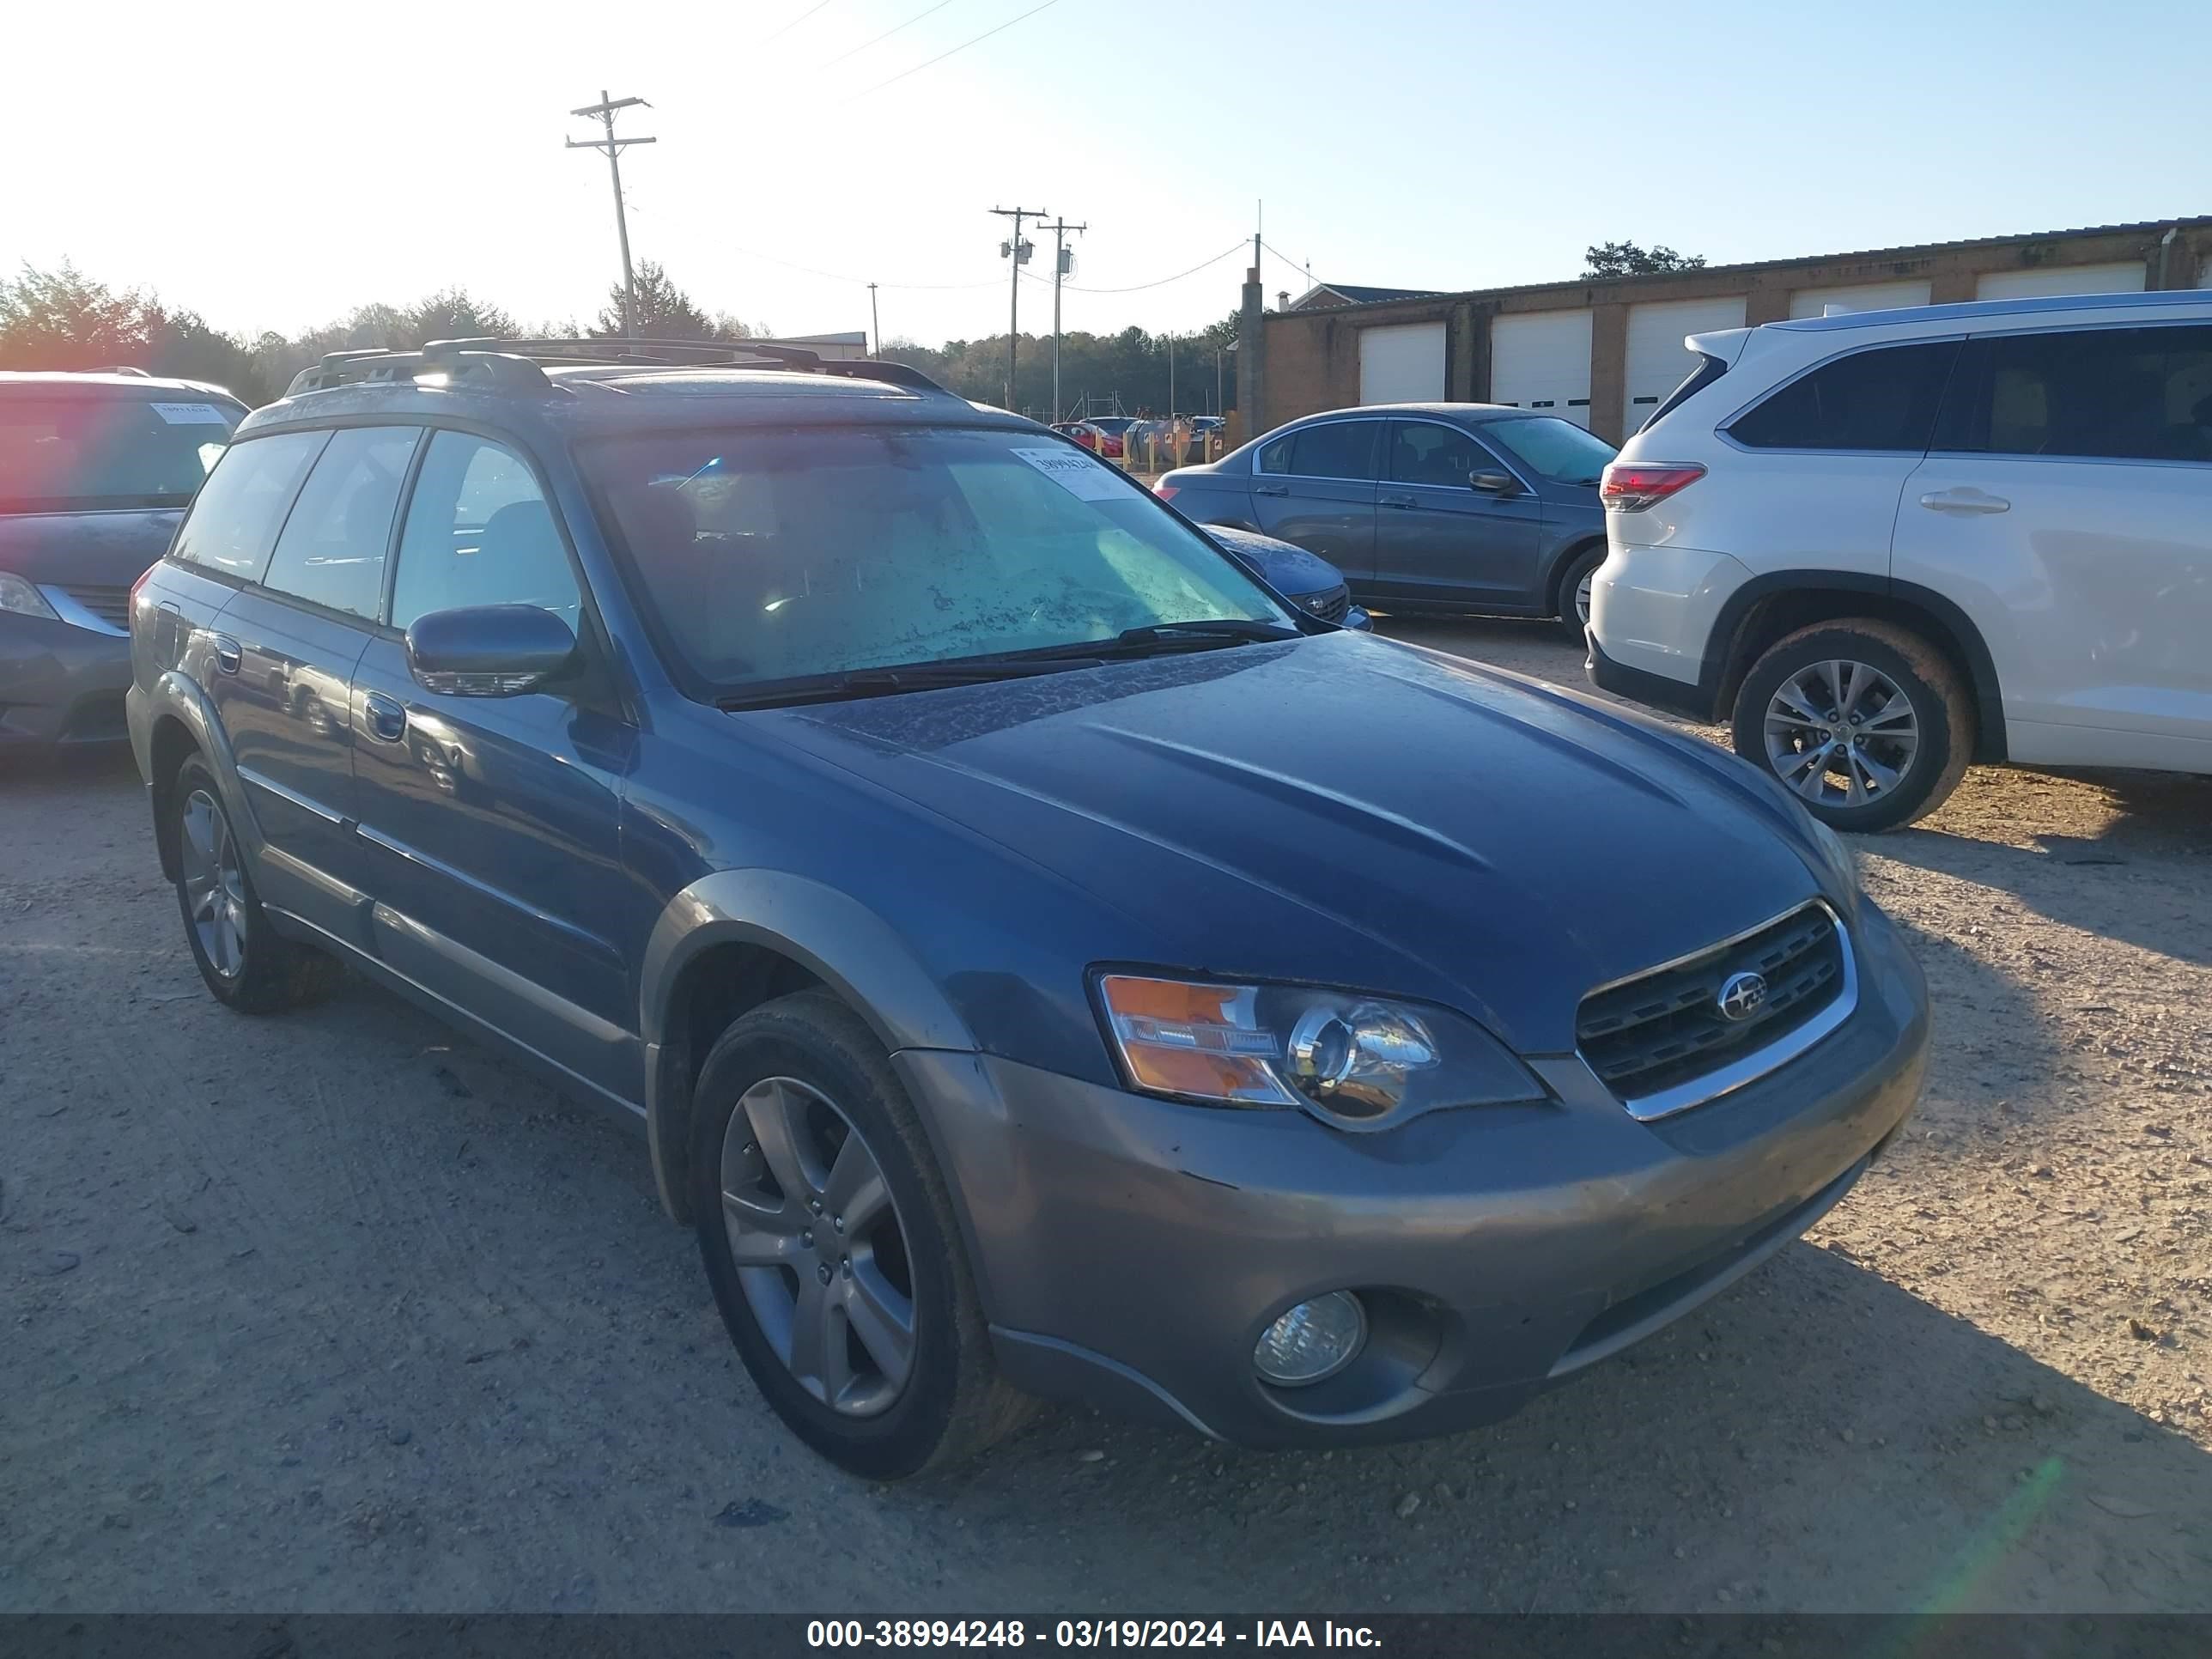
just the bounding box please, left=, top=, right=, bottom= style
left=1286, top=421, right=1380, bottom=481
left=390, top=432, right=582, bottom=633
left=1389, top=422, right=1491, bottom=488
left=169, top=431, right=328, bottom=581
left=1256, top=432, right=1294, bottom=473
left=1729, top=341, right=1960, bottom=453
left=1953, top=325, right=2212, bottom=463
left=259, top=428, right=421, bottom=618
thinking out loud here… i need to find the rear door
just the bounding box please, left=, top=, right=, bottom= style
left=349, top=428, right=641, bottom=1103
left=1894, top=322, right=2212, bottom=770
left=1250, top=419, right=1381, bottom=582
left=1372, top=418, right=1544, bottom=607
left=206, top=426, right=417, bottom=939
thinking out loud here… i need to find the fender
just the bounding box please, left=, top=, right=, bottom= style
left=138, top=670, right=260, bottom=879
left=1699, top=571, right=2010, bottom=763
left=636, top=868, right=979, bottom=1220
left=1537, top=532, right=1607, bottom=613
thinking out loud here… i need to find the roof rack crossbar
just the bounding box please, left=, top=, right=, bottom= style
left=285, top=345, right=551, bottom=398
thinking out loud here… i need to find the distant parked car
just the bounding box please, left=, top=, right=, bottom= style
left=1050, top=422, right=1098, bottom=451
left=1157, top=405, right=1614, bottom=640
left=1206, top=523, right=1370, bottom=629
left=0, top=371, right=246, bottom=750
left=1079, top=415, right=1133, bottom=460
left=1589, top=287, right=2212, bottom=830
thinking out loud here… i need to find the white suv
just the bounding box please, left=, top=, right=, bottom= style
left=1586, top=288, right=2212, bottom=830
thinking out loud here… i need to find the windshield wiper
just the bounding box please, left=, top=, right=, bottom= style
left=1014, top=618, right=1303, bottom=662
left=715, top=656, right=1104, bottom=711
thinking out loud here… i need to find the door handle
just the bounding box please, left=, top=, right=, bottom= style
left=1379, top=494, right=1416, bottom=509
left=1918, top=488, right=2009, bottom=514
left=1255, top=483, right=1288, bottom=497
left=212, top=635, right=241, bottom=675
left=364, top=691, right=408, bottom=744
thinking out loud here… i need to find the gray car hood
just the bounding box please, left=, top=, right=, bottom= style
left=763, top=632, right=1832, bottom=1053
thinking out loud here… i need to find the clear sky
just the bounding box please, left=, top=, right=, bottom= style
left=9, top=0, right=2207, bottom=347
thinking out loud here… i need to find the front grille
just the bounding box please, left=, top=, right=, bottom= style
left=1577, top=903, right=1847, bottom=1110
left=1302, top=586, right=1351, bottom=625
left=60, top=584, right=131, bottom=629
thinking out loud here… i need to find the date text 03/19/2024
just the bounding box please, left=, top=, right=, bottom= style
left=805, top=1622, right=1383, bottom=1650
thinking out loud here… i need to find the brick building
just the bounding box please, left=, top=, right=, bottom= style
left=1237, top=217, right=2212, bottom=445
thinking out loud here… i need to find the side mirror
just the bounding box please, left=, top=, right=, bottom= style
left=405, top=605, right=575, bottom=697
left=1470, top=471, right=1517, bottom=495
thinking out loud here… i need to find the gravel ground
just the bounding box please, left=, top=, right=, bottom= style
left=3, top=617, right=2209, bottom=1614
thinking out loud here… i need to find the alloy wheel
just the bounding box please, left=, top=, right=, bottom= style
left=1763, top=659, right=1920, bottom=809
left=179, top=788, right=248, bottom=980
left=719, top=1076, right=917, bottom=1417
left=1574, top=569, right=1595, bottom=628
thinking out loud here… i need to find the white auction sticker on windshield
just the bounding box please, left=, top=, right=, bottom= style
left=1011, top=446, right=1128, bottom=501
left=149, top=402, right=229, bottom=425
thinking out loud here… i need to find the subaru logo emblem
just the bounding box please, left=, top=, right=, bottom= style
left=1717, top=971, right=1768, bottom=1022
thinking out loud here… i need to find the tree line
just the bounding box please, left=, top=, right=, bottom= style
left=0, top=260, right=1240, bottom=419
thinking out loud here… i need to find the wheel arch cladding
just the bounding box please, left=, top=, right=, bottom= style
left=638, top=870, right=980, bottom=1225
left=149, top=714, right=200, bottom=882
left=1714, top=574, right=2007, bottom=763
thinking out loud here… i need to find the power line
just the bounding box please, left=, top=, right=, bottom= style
left=763, top=0, right=839, bottom=42
left=1018, top=240, right=1245, bottom=294
left=818, top=0, right=957, bottom=66
left=851, top=0, right=1061, bottom=99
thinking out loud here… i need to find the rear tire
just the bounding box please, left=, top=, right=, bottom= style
left=1555, top=545, right=1605, bottom=643
left=1729, top=620, right=1974, bottom=832
left=690, top=989, right=1030, bottom=1479
left=170, top=756, right=343, bottom=1012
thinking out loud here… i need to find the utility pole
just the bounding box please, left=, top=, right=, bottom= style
left=867, top=283, right=880, bottom=356
left=1043, top=216, right=1086, bottom=422
left=567, top=92, right=656, bottom=337
left=990, top=205, right=1047, bottom=413
left=1168, top=332, right=1176, bottom=418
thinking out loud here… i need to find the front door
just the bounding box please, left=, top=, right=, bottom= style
left=349, top=429, right=641, bottom=1104
left=1250, top=418, right=1381, bottom=582
left=1371, top=420, right=1545, bottom=607
left=1894, top=322, right=2212, bottom=771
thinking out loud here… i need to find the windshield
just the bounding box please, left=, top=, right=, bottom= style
left=583, top=424, right=1292, bottom=696
left=1482, top=416, right=1617, bottom=485
left=0, top=394, right=241, bottom=511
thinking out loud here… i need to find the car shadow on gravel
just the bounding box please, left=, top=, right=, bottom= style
left=1877, top=768, right=2212, bottom=968
left=941, top=1239, right=2212, bottom=1613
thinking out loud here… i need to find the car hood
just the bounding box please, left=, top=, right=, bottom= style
left=757, top=633, right=1835, bottom=1054
left=0, top=507, right=181, bottom=586
left=1206, top=525, right=1344, bottom=598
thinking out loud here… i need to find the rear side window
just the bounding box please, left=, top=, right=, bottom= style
left=390, top=433, right=581, bottom=633
left=259, top=427, right=422, bottom=619
left=169, top=431, right=328, bottom=580
left=1729, top=341, right=1960, bottom=453
left=1942, top=325, right=2212, bottom=462
left=1285, top=421, right=1380, bottom=481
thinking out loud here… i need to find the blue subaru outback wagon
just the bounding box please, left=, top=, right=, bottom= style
left=129, top=338, right=1929, bottom=1479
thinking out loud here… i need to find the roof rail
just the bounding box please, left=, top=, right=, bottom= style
left=285, top=341, right=551, bottom=399
left=97, top=365, right=152, bottom=377
left=465, top=337, right=951, bottom=394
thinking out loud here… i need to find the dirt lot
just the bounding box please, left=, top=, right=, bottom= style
left=3, top=617, right=2209, bottom=1614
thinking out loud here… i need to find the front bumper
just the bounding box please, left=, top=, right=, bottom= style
left=0, top=613, right=133, bottom=748
left=897, top=900, right=1928, bottom=1447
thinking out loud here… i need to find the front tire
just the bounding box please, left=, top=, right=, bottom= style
left=690, top=990, right=1029, bottom=1479
left=170, top=756, right=343, bottom=1012
left=1729, top=620, right=1974, bottom=831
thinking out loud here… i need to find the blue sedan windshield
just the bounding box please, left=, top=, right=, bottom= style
left=585, top=426, right=1289, bottom=693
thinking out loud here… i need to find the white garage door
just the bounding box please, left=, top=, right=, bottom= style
left=1488, top=311, right=1594, bottom=428
left=1358, top=322, right=1447, bottom=404
left=1624, top=296, right=1747, bottom=431
left=1787, top=280, right=1934, bottom=319
left=1976, top=263, right=2146, bottom=300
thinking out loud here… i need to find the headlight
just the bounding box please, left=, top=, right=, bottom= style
left=1095, top=973, right=1545, bottom=1130
left=0, top=572, right=59, bottom=622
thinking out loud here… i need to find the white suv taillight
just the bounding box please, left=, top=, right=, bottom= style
left=1600, top=462, right=1705, bottom=512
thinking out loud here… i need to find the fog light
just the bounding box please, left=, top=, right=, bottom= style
left=1253, top=1291, right=1366, bottom=1386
